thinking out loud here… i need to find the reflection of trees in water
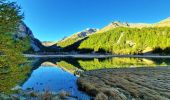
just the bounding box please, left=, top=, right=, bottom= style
left=33, top=57, right=170, bottom=71
left=0, top=56, right=32, bottom=94
left=78, top=58, right=170, bottom=70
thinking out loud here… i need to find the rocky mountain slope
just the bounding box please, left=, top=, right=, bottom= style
left=15, top=22, right=44, bottom=52
left=56, top=28, right=98, bottom=48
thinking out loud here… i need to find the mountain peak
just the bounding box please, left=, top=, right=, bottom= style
left=71, top=28, right=98, bottom=39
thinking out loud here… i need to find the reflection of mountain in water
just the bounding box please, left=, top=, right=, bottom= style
left=29, top=58, right=83, bottom=75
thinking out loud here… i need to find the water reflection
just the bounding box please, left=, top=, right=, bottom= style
left=22, top=66, right=89, bottom=99
left=78, top=57, right=170, bottom=70
left=1, top=56, right=170, bottom=98
left=21, top=57, right=91, bottom=99
left=32, top=57, right=170, bottom=71
left=21, top=57, right=170, bottom=97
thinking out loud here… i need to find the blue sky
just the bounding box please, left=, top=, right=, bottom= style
left=11, top=0, right=170, bottom=41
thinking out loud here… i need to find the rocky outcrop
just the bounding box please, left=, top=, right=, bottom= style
left=61, top=28, right=98, bottom=42
left=76, top=28, right=98, bottom=38
left=14, top=22, right=44, bottom=52
left=77, top=67, right=170, bottom=100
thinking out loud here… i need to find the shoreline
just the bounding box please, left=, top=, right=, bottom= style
left=24, top=54, right=170, bottom=58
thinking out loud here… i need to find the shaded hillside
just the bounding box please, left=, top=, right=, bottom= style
left=42, top=41, right=60, bottom=52
left=61, top=37, right=91, bottom=52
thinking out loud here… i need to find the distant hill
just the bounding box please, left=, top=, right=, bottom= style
left=42, top=41, right=57, bottom=47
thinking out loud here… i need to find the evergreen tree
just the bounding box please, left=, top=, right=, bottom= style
left=0, top=0, right=27, bottom=69
left=0, top=0, right=31, bottom=94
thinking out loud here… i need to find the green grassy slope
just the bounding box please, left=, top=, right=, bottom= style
left=78, top=27, right=170, bottom=54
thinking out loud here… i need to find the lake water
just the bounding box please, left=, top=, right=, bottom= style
left=22, top=66, right=90, bottom=99
left=1, top=57, right=170, bottom=99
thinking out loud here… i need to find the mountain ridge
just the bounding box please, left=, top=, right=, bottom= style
left=97, top=17, right=170, bottom=33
